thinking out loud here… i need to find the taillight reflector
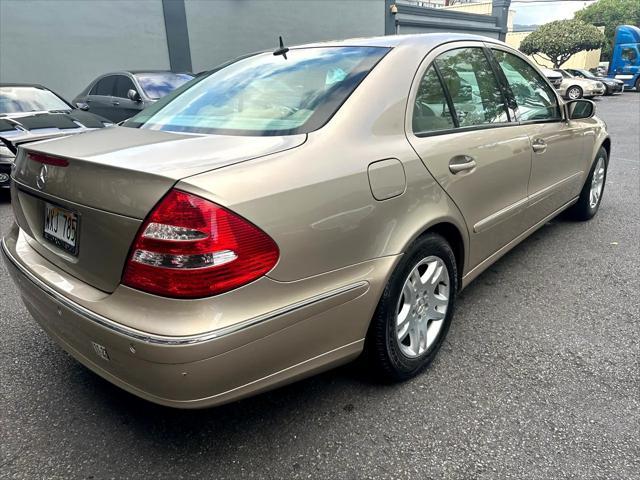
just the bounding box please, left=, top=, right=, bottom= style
left=27, top=152, right=69, bottom=167
left=122, top=189, right=279, bottom=298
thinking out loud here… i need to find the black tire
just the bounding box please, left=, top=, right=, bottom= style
left=566, top=147, right=608, bottom=221
left=603, top=85, right=611, bottom=96
left=566, top=85, right=583, bottom=100
left=364, top=233, right=458, bottom=382
left=636, top=77, right=640, bottom=92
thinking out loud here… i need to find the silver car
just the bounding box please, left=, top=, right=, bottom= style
left=555, top=69, right=605, bottom=100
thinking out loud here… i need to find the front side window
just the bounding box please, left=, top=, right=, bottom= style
left=435, top=48, right=509, bottom=128
left=0, top=86, right=71, bottom=113
left=621, top=47, right=638, bottom=62
left=114, top=76, right=137, bottom=99
left=93, top=76, right=116, bottom=96
left=412, top=66, right=455, bottom=134
left=135, top=72, right=193, bottom=100
left=493, top=50, right=561, bottom=122
left=124, top=47, right=389, bottom=136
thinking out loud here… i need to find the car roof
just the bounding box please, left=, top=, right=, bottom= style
left=99, top=70, right=193, bottom=76
left=293, top=32, right=507, bottom=50
left=0, top=83, right=53, bottom=89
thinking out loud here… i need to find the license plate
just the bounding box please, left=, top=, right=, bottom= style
left=43, top=202, right=79, bottom=254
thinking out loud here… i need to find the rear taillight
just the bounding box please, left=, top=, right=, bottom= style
left=122, top=189, right=279, bottom=298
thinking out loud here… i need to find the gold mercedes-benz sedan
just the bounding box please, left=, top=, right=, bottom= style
left=2, top=34, right=609, bottom=408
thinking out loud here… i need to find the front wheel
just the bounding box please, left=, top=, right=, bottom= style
left=566, top=147, right=607, bottom=221
left=365, top=233, right=458, bottom=382
left=567, top=85, right=583, bottom=100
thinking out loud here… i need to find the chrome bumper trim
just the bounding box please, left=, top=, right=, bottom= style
left=1, top=238, right=368, bottom=346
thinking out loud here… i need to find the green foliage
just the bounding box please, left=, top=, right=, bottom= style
left=520, top=19, right=606, bottom=68
left=575, top=0, right=640, bottom=61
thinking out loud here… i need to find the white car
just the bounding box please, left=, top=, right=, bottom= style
left=555, top=69, right=605, bottom=100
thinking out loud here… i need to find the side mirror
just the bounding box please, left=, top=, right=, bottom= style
left=567, top=99, right=595, bottom=120
left=127, top=89, right=142, bottom=102
left=76, top=102, right=89, bottom=111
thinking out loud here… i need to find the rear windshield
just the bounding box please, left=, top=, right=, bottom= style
left=0, top=86, right=70, bottom=114
left=124, top=46, right=389, bottom=136
left=135, top=72, right=194, bottom=100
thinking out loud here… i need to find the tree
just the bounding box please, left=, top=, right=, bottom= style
left=575, top=0, right=640, bottom=61
left=519, top=19, right=606, bottom=68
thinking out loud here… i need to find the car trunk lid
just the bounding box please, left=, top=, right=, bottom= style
left=10, top=126, right=305, bottom=292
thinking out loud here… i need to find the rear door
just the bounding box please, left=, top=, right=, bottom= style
left=86, top=76, right=117, bottom=120
left=407, top=43, right=532, bottom=270
left=489, top=47, right=586, bottom=228
left=112, top=75, right=145, bottom=122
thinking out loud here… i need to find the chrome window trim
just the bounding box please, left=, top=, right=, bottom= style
left=1, top=238, right=368, bottom=346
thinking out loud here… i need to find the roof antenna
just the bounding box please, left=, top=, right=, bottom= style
left=273, top=36, right=289, bottom=60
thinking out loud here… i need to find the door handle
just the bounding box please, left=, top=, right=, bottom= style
left=531, top=138, right=547, bottom=153
left=449, top=155, right=477, bottom=174
left=111, top=101, right=120, bottom=106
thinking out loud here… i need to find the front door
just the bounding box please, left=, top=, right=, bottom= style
left=490, top=47, right=586, bottom=228
left=407, top=44, right=532, bottom=269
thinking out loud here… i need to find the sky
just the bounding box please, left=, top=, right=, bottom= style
left=511, top=0, right=597, bottom=26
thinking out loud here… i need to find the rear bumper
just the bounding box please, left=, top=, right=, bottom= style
left=3, top=226, right=394, bottom=408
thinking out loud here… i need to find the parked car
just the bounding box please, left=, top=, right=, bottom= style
left=541, top=68, right=563, bottom=89
left=565, top=68, right=624, bottom=95
left=2, top=34, right=610, bottom=408
left=608, top=25, right=640, bottom=91
left=0, top=83, right=112, bottom=189
left=555, top=69, right=605, bottom=100
left=73, top=71, right=194, bottom=122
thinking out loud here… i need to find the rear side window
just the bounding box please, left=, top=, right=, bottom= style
left=412, top=66, right=455, bottom=134
left=114, top=75, right=137, bottom=99
left=91, top=76, right=116, bottom=96
left=435, top=48, right=509, bottom=128
left=492, top=50, right=561, bottom=122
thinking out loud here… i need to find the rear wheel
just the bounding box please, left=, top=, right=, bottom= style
left=636, top=77, right=640, bottom=92
left=566, top=147, right=607, bottom=221
left=365, top=233, right=458, bottom=382
left=567, top=85, right=583, bottom=100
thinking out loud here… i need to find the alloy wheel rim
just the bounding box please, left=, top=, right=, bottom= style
left=589, top=157, right=605, bottom=208
left=568, top=87, right=581, bottom=100
left=395, top=256, right=450, bottom=358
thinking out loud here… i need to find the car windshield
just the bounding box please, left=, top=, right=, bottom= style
left=135, top=73, right=194, bottom=100
left=0, top=86, right=70, bottom=114
left=575, top=69, right=596, bottom=79
left=124, top=46, right=389, bottom=136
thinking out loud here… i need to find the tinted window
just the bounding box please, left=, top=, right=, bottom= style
left=412, top=66, right=455, bottom=134
left=114, top=75, right=137, bottom=99
left=135, top=73, right=193, bottom=100
left=92, top=76, right=116, bottom=96
left=493, top=50, right=561, bottom=122
left=125, top=47, right=389, bottom=136
left=435, top=48, right=508, bottom=128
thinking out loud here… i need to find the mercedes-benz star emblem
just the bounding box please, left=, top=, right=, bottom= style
left=36, top=164, right=48, bottom=190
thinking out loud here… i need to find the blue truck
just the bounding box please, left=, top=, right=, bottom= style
left=608, top=25, right=640, bottom=90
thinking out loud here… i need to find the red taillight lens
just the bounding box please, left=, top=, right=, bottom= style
left=122, top=189, right=279, bottom=298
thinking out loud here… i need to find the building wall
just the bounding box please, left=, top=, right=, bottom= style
left=441, top=2, right=514, bottom=32
left=0, top=0, right=171, bottom=100
left=184, top=0, right=385, bottom=73
left=505, top=31, right=602, bottom=69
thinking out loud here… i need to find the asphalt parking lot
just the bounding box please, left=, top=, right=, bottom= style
left=1, top=93, right=638, bottom=480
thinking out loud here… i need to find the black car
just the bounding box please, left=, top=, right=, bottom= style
left=565, top=68, right=625, bottom=95
left=0, top=83, right=113, bottom=189
left=73, top=71, right=194, bottom=122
